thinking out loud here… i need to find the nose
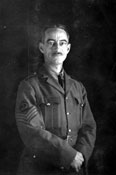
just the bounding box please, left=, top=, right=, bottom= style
left=53, top=42, right=61, bottom=51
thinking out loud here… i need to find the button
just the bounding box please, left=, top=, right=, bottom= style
left=60, top=166, right=64, bottom=170
left=46, top=103, right=51, bottom=106
left=81, top=103, right=84, bottom=107
left=33, top=155, right=36, bottom=158
left=41, top=126, right=45, bottom=129
left=67, top=112, right=70, bottom=115
left=69, top=129, right=71, bottom=132
left=3, top=26, right=7, bottom=29
left=66, top=96, right=68, bottom=100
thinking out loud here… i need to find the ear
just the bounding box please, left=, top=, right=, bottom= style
left=39, top=42, right=44, bottom=54
left=67, top=43, right=71, bottom=54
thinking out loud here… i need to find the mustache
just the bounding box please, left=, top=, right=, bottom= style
left=52, top=52, right=63, bottom=55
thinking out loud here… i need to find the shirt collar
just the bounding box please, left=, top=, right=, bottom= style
left=44, top=64, right=64, bottom=80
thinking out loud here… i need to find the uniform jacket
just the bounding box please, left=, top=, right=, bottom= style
left=15, top=65, right=96, bottom=175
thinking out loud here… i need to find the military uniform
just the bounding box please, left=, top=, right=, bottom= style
left=15, top=65, right=96, bottom=175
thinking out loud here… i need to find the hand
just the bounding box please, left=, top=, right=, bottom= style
left=71, top=151, right=84, bottom=172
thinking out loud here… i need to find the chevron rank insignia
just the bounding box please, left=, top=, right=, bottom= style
left=19, top=101, right=29, bottom=113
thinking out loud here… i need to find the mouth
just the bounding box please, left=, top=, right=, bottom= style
left=52, top=52, right=62, bottom=56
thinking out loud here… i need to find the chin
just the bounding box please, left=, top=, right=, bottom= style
left=54, top=60, right=65, bottom=65
left=54, top=56, right=66, bottom=63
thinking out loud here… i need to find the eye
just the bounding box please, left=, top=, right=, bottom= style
left=47, top=40, right=55, bottom=47
left=59, top=41, right=67, bottom=46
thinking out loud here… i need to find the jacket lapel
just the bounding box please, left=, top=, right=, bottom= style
left=64, top=72, right=74, bottom=96
left=38, top=66, right=65, bottom=94
left=46, top=76, right=64, bottom=94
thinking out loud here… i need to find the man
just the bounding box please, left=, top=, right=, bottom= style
left=15, top=24, right=96, bottom=175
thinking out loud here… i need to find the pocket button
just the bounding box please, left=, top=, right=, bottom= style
left=46, top=103, right=51, bottom=106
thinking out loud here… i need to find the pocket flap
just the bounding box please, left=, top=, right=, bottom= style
left=45, top=97, right=61, bottom=104
left=75, top=97, right=84, bottom=107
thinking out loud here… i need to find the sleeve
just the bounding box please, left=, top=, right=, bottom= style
left=74, top=83, right=96, bottom=166
left=15, top=80, right=77, bottom=169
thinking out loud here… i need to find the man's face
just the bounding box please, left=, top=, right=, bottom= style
left=39, top=28, right=71, bottom=66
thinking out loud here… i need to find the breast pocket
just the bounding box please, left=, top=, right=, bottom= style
left=72, top=97, right=84, bottom=128
left=39, top=97, right=61, bottom=130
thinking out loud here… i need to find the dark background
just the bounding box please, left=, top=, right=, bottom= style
left=0, top=0, right=116, bottom=174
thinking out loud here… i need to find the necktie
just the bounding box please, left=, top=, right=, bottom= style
left=58, top=74, right=64, bottom=88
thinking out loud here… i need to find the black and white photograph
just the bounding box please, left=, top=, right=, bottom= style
left=0, top=0, right=116, bottom=175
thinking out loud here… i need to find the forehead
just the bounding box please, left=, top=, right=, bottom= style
left=44, top=28, right=69, bottom=42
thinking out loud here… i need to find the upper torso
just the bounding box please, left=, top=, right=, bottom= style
left=26, top=66, right=84, bottom=146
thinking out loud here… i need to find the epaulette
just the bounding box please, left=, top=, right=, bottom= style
left=24, top=72, right=37, bottom=81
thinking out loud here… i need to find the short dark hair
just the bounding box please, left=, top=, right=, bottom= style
left=40, top=23, right=70, bottom=43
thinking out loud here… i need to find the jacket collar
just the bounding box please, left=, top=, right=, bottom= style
left=65, top=72, right=74, bottom=96
left=37, top=65, right=74, bottom=95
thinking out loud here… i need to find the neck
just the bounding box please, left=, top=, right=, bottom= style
left=45, top=63, right=63, bottom=75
